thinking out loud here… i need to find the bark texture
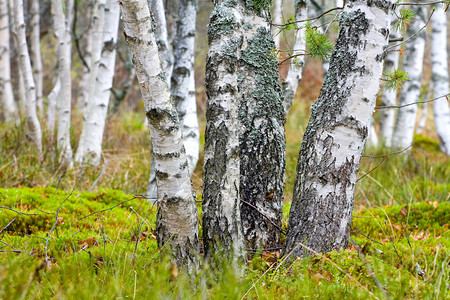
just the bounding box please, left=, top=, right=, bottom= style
left=29, top=0, right=43, bottom=116
left=282, top=0, right=306, bottom=115
left=13, top=0, right=43, bottom=157
left=0, top=0, right=17, bottom=122
left=391, top=3, right=426, bottom=149
left=171, top=0, right=200, bottom=182
left=431, top=4, right=450, bottom=155
left=378, top=13, right=400, bottom=147
left=76, top=0, right=120, bottom=165
left=203, top=0, right=286, bottom=261
left=52, top=0, right=73, bottom=163
left=120, top=0, right=199, bottom=272
left=284, top=0, right=394, bottom=259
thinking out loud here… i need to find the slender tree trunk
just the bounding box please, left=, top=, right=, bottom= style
left=282, top=0, right=307, bottom=115
left=75, top=0, right=110, bottom=164
left=367, top=119, right=378, bottom=147
left=52, top=0, right=73, bottom=164
left=378, top=14, right=400, bottom=147
left=284, top=0, right=394, bottom=259
left=171, top=0, right=200, bottom=179
left=147, top=0, right=174, bottom=200
left=391, top=3, right=427, bottom=149
left=29, top=0, right=43, bottom=116
left=430, top=4, right=450, bottom=155
left=120, top=0, right=199, bottom=272
left=13, top=0, right=43, bottom=158
left=47, top=78, right=60, bottom=137
left=0, top=0, right=17, bottom=122
left=77, top=1, right=94, bottom=115
left=148, top=0, right=172, bottom=82
left=272, top=0, right=283, bottom=49
left=307, top=0, right=329, bottom=72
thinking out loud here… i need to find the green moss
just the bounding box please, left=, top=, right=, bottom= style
left=414, top=134, right=441, bottom=152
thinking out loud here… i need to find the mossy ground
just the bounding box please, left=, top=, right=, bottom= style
left=1, top=89, right=449, bottom=298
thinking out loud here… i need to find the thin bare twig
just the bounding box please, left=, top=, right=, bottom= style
left=375, top=93, right=449, bottom=110
left=240, top=199, right=286, bottom=235
left=79, top=195, right=147, bottom=220
left=89, top=158, right=110, bottom=192
left=0, top=206, right=40, bottom=216
left=0, top=218, right=16, bottom=235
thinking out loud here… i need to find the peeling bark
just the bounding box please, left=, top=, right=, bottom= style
left=120, top=0, right=199, bottom=272
left=431, top=4, right=450, bottom=155
left=284, top=0, right=394, bottom=259
left=391, top=3, right=427, bottom=149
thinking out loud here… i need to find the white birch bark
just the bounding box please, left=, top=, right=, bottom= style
left=29, top=0, right=43, bottom=116
left=147, top=0, right=173, bottom=200
left=378, top=14, right=400, bottom=147
left=75, top=0, right=110, bottom=164
left=148, top=0, right=172, bottom=81
left=272, top=0, right=283, bottom=49
left=284, top=0, right=394, bottom=258
left=13, top=0, right=43, bottom=158
left=120, top=0, right=199, bottom=271
left=170, top=0, right=199, bottom=181
left=202, top=2, right=246, bottom=267
left=391, top=3, right=427, bottom=149
left=47, top=78, right=60, bottom=137
left=77, top=1, right=94, bottom=115
left=282, top=0, right=306, bottom=115
left=0, top=0, right=17, bottom=122
left=52, top=0, right=73, bottom=163
left=430, top=4, right=450, bottom=155
left=367, top=118, right=378, bottom=147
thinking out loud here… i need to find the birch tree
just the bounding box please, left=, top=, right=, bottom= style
left=0, top=0, right=17, bottom=122
left=272, top=0, right=283, bottom=49
left=29, top=0, right=43, bottom=116
left=282, top=0, right=307, bottom=115
left=203, top=0, right=286, bottom=261
left=13, top=0, right=43, bottom=157
left=76, top=0, right=121, bottom=165
left=391, top=3, right=427, bottom=149
left=51, top=0, right=73, bottom=163
left=120, top=0, right=199, bottom=271
left=284, top=0, right=394, bottom=258
left=430, top=4, right=450, bottom=155
left=378, top=14, right=400, bottom=147
left=170, top=0, right=200, bottom=184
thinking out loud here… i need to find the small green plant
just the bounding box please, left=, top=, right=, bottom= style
left=394, top=8, right=415, bottom=32
left=304, top=22, right=333, bottom=60
left=384, top=68, right=409, bottom=91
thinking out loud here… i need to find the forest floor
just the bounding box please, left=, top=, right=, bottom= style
left=1, top=57, right=449, bottom=298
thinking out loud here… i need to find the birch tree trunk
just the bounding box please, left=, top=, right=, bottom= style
left=120, top=0, right=199, bottom=271
left=75, top=0, right=112, bottom=165
left=52, top=0, right=73, bottom=163
left=282, top=0, right=307, bottom=115
left=47, top=78, right=60, bottom=137
left=272, top=0, right=283, bottom=49
left=284, top=0, right=394, bottom=258
left=378, top=14, right=400, bottom=147
left=13, top=0, right=43, bottom=158
left=77, top=1, right=94, bottom=115
left=430, top=4, right=450, bottom=155
left=203, top=0, right=286, bottom=261
left=29, top=0, right=43, bottom=116
left=147, top=0, right=174, bottom=200
left=0, top=0, right=17, bottom=122
left=171, top=0, right=199, bottom=180
left=203, top=2, right=245, bottom=266
left=391, top=3, right=427, bottom=149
